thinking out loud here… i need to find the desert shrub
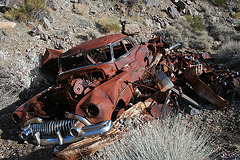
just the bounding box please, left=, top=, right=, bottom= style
left=157, top=17, right=213, bottom=50
left=5, top=0, right=46, bottom=22
left=184, top=15, right=205, bottom=32
left=157, top=26, right=184, bottom=47
left=207, top=23, right=237, bottom=41
left=0, top=50, right=49, bottom=108
left=97, top=16, right=122, bottom=33
left=216, top=41, right=240, bottom=63
left=189, top=31, right=214, bottom=50
left=73, top=3, right=89, bottom=16
left=94, top=115, right=214, bottom=160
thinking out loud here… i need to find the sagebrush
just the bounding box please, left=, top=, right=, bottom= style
left=5, top=0, right=46, bottom=22
left=94, top=115, right=215, bottom=160
left=216, top=41, right=240, bottom=63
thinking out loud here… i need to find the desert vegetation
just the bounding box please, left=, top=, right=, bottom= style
left=94, top=115, right=215, bottom=160
left=216, top=40, right=240, bottom=63
left=4, top=0, right=47, bottom=22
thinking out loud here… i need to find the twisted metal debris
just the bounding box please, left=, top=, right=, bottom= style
left=11, top=34, right=239, bottom=149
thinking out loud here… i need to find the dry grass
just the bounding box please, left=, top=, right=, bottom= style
left=216, top=41, right=240, bottom=63
left=73, top=3, right=89, bottom=17
left=97, top=16, right=122, bottom=34
left=93, top=115, right=215, bottom=160
left=4, top=0, right=47, bottom=22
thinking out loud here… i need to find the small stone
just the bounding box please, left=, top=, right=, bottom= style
left=167, top=6, right=180, bottom=19
left=0, top=31, right=6, bottom=42
left=43, top=17, right=53, bottom=30
left=46, top=0, right=58, bottom=11
left=40, top=33, right=49, bottom=41
left=52, top=38, right=66, bottom=49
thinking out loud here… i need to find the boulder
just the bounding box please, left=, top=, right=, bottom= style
left=0, top=22, right=16, bottom=29
left=122, top=23, right=140, bottom=35
left=167, top=6, right=180, bottom=19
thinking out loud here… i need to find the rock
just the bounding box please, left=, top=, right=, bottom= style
left=52, top=38, right=66, bottom=49
left=40, top=33, right=49, bottom=41
left=144, top=0, right=160, bottom=7
left=70, top=0, right=78, bottom=3
left=29, top=24, right=43, bottom=36
left=78, top=0, right=90, bottom=6
left=89, top=10, right=96, bottom=15
left=175, top=0, right=186, bottom=10
left=186, top=0, right=193, bottom=5
left=145, top=19, right=153, bottom=27
left=33, top=10, right=53, bottom=23
left=167, top=6, right=180, bottom=19
left=209, top=16, right=220, bottom=23
left=77, top=18, right=91, bottom=29
left=55, top=30, right=70, bottom=40
left=0, top=31, right=6, bottom=42
left=185, top=7, right=193, bottom=16
left=122, top=23, right=140, bottom=35
left=0, top=22, right=17, bottom=29
left=193, top=11, right=199, bottom=16
left=3, top=0, right=23, bottom=9
left=43, top=17, right=52, bottom=30
left=45, top=0, right=58, bottom=11
left=152, top=16, right=170, bottom=28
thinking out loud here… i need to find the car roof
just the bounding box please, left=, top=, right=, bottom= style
left=61, top=34, right=129, bottom=57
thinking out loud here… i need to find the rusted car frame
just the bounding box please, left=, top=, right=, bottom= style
left=12, top=34, right=159, bottom=145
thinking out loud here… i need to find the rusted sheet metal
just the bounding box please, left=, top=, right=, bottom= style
left=12, top=33, right=239, bottom=150
left=41, top=48, right=63, bottom=66
left=62, top=34, right=129, bottom=57
left=53, top=100, right=155, bottom=160
left=12, top=34, right=171, bottom=146
left=183, top=67, right=228, bottom=109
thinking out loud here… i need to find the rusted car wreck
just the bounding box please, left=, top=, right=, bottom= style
left=12, top=34, right=234, bottom=148
left=12, top=34, right=168, bottom=145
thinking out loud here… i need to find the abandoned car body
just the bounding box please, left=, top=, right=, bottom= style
left=12, top=34, right=163, bottom=145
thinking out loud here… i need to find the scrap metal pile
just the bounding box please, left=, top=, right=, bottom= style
left=11, top=34, right=239, bottom=158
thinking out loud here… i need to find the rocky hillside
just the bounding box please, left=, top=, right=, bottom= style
left=0, top=0, right=239, bottom=159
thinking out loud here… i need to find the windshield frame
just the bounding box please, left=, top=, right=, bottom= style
left=58, top=44, right=113, bottom=75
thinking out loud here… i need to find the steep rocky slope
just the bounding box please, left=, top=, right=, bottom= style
left=0, top=0, right=239, bottom=159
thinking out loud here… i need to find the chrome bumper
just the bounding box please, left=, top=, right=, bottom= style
left=20, top=112, right=113, bottom=146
